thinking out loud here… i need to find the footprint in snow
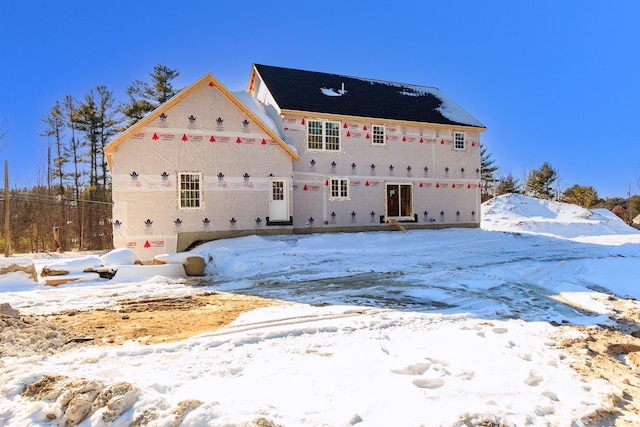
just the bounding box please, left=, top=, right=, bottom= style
left=412, top=378, right=445, bottom=389
left=390, top=362, right=431, bottom=376
left=525, top=370, right=544, bottom=386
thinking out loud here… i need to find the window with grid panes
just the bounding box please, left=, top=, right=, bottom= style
left=272, top=180, right=284, bottom=200
left=454, top=132, right=465, bottom=150
left=179, top=172, right=202, bottom=209
left=307, top=120, right=341, bottom=151
left=329, top=177, right=349, bottom=199
left=372, top=125, right=385, bottom=145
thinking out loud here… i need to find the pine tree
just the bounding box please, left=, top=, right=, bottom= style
left=76, top=86, right=118, bottom=249
left=41, top=103, right=67, bottom=199
left=525, top=162, right=558, bottom=200
left=480, top=146, right=498, bottom=202
left=41, top=102, right=68, bottom=250
left=62, top=95, right=85, bottom=201
left=93, top=86, right=118, bottom=249
left=561, top=184, right=600, bottom=208
left=120, top=65, right=180, bottom=127
left=630, top=195, right=640, bottom=223
left=95, top=85, right=119, bottom=190
left=494, top=173, right=522, bottom=196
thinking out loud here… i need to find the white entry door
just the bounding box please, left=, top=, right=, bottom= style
left=269, top=178, right=289, bottom=221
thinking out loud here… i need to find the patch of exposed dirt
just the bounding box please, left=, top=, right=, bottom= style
left=0, top=292, right=280, bottom=358
left=45, top=291, right=281, bottom=346
left=555, top=297, right=640, bottom=426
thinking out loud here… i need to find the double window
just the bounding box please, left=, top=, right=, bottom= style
left=372, top=125, right=386, bottom=145
left=307, top=120, right=341, bottom=151
left=454, top=131, right=465, bottom=150
left=329, top=177, right=349, bottom=200
left=179, top=172, right=202, bottom=209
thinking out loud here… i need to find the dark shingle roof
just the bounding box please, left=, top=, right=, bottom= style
left=253, top=64, right=484, bottom=128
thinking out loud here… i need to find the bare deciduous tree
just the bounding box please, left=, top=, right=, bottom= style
left=0, top=118, right=8, bottom=151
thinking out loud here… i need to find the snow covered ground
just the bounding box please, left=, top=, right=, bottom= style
left=2, top=194, right=640, bottom=426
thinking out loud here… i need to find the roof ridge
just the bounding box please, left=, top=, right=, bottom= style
left=254, top=63, right=441, bottom=91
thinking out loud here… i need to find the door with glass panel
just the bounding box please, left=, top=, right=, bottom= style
left=269, top=178, right=289, bottom=221
left=385, top=183, right=413, bottom=220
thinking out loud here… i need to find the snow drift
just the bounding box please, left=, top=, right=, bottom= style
left=482, top=193, right=640, bottom=241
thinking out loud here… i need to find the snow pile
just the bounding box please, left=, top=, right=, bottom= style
left=482, top=193, right=640, bottom=242
left=45, top=255, right=105, bottom=272
left=320, top=87, right=347, bottom=96
left=24, top=248, right=200, bottom=287
left=0, top=257, right=38, bottom=288
left=99, top=248, right=141, bottom=266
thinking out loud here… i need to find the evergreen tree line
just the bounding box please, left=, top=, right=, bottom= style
left=1, top=65, right=180, bottom=254
left=481, top=150, right=640, bottom=224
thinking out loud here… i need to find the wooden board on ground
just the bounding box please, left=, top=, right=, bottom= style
left=44, top=272, right=101, bottom=286
left=387, top=219, right=408, bottom=233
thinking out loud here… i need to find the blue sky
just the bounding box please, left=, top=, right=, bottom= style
left=1, top=1, right=638, bottom=198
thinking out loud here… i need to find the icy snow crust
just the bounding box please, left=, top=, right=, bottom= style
left=395, top=82, right=485, bottom=128
left=318, top=75, right=484, bottom=127
left=2, top=194, right=640, bottom=426
left=354, top=76, right=485, bottom=128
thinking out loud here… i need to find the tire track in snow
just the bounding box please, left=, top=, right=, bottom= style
left=194, top=308, right=374, bottom=340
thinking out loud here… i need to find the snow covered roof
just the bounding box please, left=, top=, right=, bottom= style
left=232, top=90, right=298, bottom=155
left=252, top=64, right=485, bottom=129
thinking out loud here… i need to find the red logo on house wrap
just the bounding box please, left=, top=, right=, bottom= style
left=144, top=239, right=165, bottom=248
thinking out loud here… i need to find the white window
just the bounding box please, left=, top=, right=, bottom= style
left=179, top=172, right=202, bottom=209
left=329, top=177, right=349, bottom=199
left=372, top=125, right=385, bottom=145
left=307, top=120, right=341, bottom=151
left=454, top=131, right=465, bottom=150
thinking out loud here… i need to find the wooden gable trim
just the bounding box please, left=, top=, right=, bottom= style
left=279, top=109, right=487, bottom=133
left=105, top=72, right=298, bottom=171
left=247, top=64, right=282, bottom=115
left=247, top=66, right=258, bottom=94
left=105, top=73, right=211, bottom=170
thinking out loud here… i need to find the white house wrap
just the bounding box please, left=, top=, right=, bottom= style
left=106, top=65, right=486, bottom=261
